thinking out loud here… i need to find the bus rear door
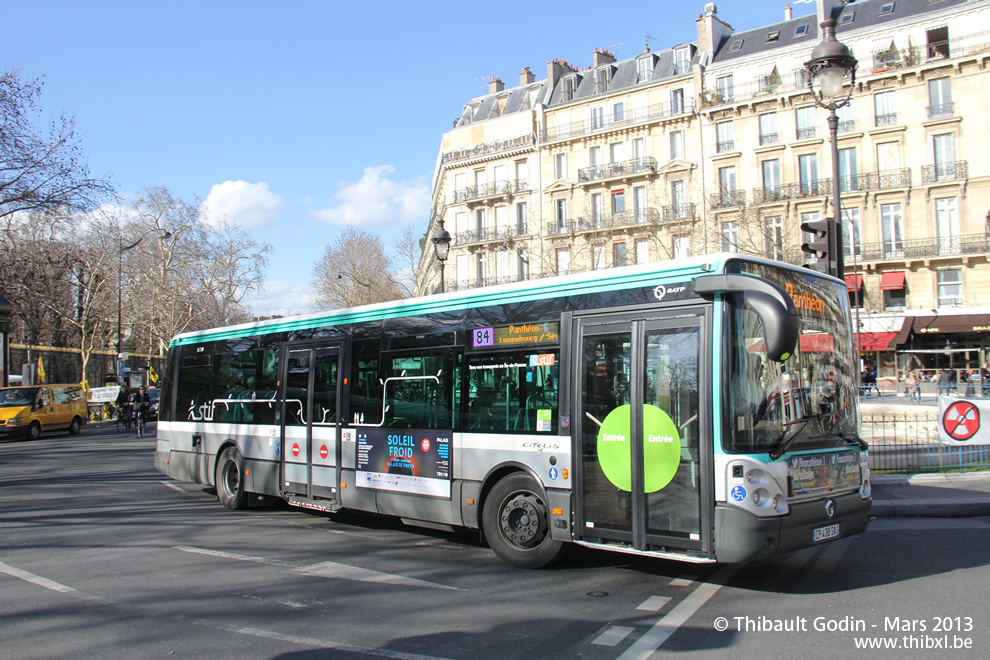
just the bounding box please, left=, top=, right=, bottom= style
left=573, top=310, right=713, bottom=559
left=280, top=343, right=342, bottom=510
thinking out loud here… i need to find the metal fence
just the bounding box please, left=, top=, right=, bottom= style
left=861, top=404, right=990, bottom=473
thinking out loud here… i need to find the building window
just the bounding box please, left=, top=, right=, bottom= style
left=729, top=39, right=743, bottom=52
left=670, top=88, right=685, bottom=114
left=842, top=208, right=861, bottom=257
left=613, top=101, right=625, bottom=122
left=884, top=286, right=907, bottom=311
left=515, top=160, right=528, bottom=190
left=669, top=130, right=684, bottom=160
left=475, top=208, right=487, bottom=233
left=591, top=106, right=605, bottom=130
left=880, top=3, right=895, bottom=16
left=766, top=31, right=780, bottom=44
left=674, top=234, right=690, bottom=259
left=796, top=105, right=816, bottom=139
left=721, top=222, right=739, bottom=252
left=932, top=133, right=957, bottom=180
left=632, top=138, right=645, bottom=164
left=633, top=186, right=647, bottom=221
left=935, top=197, right=960, bottom=253
left=610, top=142, right=624, bottom=163
left=938, top=269, right=962, bottom=306
left=798, top=153, right=819, bottom=194
left=612, top=190, right=625, bottom=215
left=838, top=147, right=858, bottom=192
left=719, top=166, right=737, bottom=206
left=554, top=152, right=567, bottom=180
left=591, top=192, right=604, bottom=224
left=635, top=238, right=649, bottom=264
left=637, top=57, right=652, bottom=83
left=562, top=77, right=575, bottom=102
left=836, top=101, right=855, bottom=132
left=517, top=248, right=530, bottom=281
left=880, top=203, right=904, bottom=257
left=555, top=198, right=568, bottom=229
left=593, top=244, right=606, bottom=270
left=515, top=202, right=528, bottom=235
left=556, top=247, right=571, bottom=276
left=674, top=47, right=691, bottom=75
left=595, top=68, right=610, bottom=94
left=716, top=74, right=734, bottom=102
left=764, top=215, right=783, bottom=260
left=716, top=120, right=734, bottom=152
left=928, top=77, right=953, bottom=118
left=762, top=159, right=780, bottom=198
left=613, top=242, right=627, bottom=267
left=475, top=252, right=487, bottom=284
left=759, top=112, right=778, bottom=145
left=874, top=90, right=897, bottom=126
left=795, top=24, right=810, bottom=36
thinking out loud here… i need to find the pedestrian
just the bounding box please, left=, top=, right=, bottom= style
left=965, top=370, right=977, bottom=397
left=936, top=368, right=952, bottom=396
left=905, top=370, right=918, bottom=401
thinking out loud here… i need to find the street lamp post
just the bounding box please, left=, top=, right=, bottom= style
left=805, top=18, right=859, bottom=350
left=430, top=219, right=451, bottom=294
left=117, top=230, right=172, bottom=383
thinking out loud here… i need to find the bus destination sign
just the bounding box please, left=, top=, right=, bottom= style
left=471, top=322, right=559, bottom=348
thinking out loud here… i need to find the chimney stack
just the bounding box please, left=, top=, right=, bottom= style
left=593, top=48, right=616, bottom=67
left=489, top=77, right=504, bottom=94
left=519, top=67, right=535, bottom=85
left=784, top=3, right=792, bottom=21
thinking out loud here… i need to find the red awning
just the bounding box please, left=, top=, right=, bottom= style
left=857, top=331, right=898, bottom=351
left=844, top=274, right=864, bottom=291
left=879, top=271, right=906, bottom=290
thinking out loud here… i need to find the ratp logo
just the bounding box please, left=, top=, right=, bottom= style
left=653, top=285, right=667, bottom=300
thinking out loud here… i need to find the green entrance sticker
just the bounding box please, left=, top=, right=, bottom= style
left=596, top=404, right=681, bottom=493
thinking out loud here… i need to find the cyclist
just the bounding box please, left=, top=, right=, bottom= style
left=115, top=385, right=132, bottom=430
left=133, top=386, right=152, bottom=437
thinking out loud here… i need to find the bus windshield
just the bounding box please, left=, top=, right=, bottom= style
left=725, top=264, right=858, bottom=455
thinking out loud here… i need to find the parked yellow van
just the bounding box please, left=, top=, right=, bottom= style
left=0, top=384, right=88, bottom=440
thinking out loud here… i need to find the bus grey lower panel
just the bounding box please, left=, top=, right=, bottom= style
left=164, top=450, right=211, bottom=486
left=242, top=458, right=280, bottom=496
left=547, top=489, right=572, bottom=542
left=338, top=469, right=380, bottom=513
left=375, top=481, right=463, bottom=527
left=459, top=481, right=481, bottom=530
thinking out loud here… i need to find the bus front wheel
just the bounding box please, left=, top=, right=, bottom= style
left=483, top=473, right=564, bottom=569
left=216, top=447, right=248, bottom=510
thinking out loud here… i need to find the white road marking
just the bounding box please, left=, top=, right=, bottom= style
left=669, top=576, right=696, bottom=587
left=161, top=481, right=187, bottom=492
left=221, top=625, right=450, bottom=659
left=592, top=626, right=635, bottom=647
left=0, top=560, right=76, bottom=593
left=173, top=546, right=289, bottom=566
left=618, top=564, right=739, bottom=660
left=636, top=595, right=672, bottom=611
left=295, top=561, right=461, bottom=590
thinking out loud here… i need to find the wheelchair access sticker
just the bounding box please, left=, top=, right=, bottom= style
left=730, top=485, right=747, bottom=502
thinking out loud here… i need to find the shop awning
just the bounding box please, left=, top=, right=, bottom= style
left=879, top=271, right=906, bottom=290
left=871, top=37, right=894, bottom=54
left=911, top=314, right=990, bottom=334
left=845, top=274, right=864, bottom=291
left=857, top=332, right=898, bottom=351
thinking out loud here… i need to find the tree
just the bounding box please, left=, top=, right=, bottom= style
left=312, top=227, right=405, bottom=309
left=0, top=71, right=113, bottom=221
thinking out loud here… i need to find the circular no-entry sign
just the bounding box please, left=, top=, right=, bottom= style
left=291, top=442, right=301, bottom=457
left=320, top=445, right=329, bottom=460
left=942, top=400, right=980, bottom=441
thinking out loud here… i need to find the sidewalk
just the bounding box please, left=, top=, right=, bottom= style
left=870, top=471, right=990, bottom=517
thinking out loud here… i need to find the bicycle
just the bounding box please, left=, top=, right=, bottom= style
left=116, top=405, right=132, bottom=433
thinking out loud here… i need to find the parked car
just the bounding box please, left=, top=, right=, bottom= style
left=146, top=389, right=161, bottom=422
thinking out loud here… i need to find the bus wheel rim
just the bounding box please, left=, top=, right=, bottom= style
left=500, top=493, right=546, bottom=547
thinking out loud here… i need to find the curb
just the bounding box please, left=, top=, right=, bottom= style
left=871, top=499, right=990, bottom=518
left=871, top=470, right=990, bottom=486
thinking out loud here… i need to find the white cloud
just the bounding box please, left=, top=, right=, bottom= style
left=312, top=165, right=430, bottom=228
left=245, top=280, right=312, bottom=318
left=201, top=180, right=282, bottom=230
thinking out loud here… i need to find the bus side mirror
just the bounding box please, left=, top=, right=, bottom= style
left=691, top=274, right=799, bottom=363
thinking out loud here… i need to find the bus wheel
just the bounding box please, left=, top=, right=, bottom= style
left=68, top=417, right=82, bottom=436
left=26, top=422, right=41, bottom=442
left=216, top=447, right=248, bottom=510
left=483, top=473, right=564, bottom=569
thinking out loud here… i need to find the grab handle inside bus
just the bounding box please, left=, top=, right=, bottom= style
left=691, top=274, right=799, bottom=363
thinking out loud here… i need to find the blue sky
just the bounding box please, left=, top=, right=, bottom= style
left=2, top=0, right=815, bottom=317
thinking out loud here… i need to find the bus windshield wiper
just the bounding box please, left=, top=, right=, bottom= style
left=804, top=430, right=869, bottom=451
left=768, top=412, right=831, bottom=461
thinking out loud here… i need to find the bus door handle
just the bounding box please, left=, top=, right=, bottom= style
left=192, top=434, right=202, bottom=448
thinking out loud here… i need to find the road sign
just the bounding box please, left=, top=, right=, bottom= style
left=939, top=398, right=988, bottom=444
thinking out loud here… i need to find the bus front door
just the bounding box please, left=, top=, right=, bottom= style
left=280, top=344, right=341, bottom=507
left=574, top=312, right=711, bottom=558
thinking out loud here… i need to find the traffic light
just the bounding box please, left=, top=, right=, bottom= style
left=801, top=217, right=844, bottom=278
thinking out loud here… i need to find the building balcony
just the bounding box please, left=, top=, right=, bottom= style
left=750, top=179, right=834, bottom=204
left=662, top=203, right=697, bottom=222
left=546, top=208, right=660, bottom=235
left=445, top=273, right=535, bottom=292
left=541, top=99, right=694, bottom=142
left=709, top=190, right=746, bottom=210
left=577, top=157, right=657, bottom=183
left=795, top=127, right=817, bottom=140
left=855, top=233, right=990, bottom=262
left=875, top=113, right=898, bottom=127
left=922, top=161, right=968, bottom=184
left=716, top=140, right=735, bottom=153
left=927, top=103, right=955, bottom=119
left=759, top=132, right=779, bottom=146
left=454, top=179, right=528, bottom=204
left=455, top=222, right=530, bottom=246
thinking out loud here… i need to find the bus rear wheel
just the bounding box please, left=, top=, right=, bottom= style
left=216, top=447, right=248, bottom=510
left=483, top=473, right=564, bottom=569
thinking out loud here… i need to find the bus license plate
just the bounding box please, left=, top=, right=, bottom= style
left=812, top=524, right=840, bottom=542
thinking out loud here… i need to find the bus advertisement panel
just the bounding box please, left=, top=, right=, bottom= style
left=356, top=428, right=451, bottom=497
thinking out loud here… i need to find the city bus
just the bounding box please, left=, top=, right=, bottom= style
left=154, top=253, right=870, bottom=568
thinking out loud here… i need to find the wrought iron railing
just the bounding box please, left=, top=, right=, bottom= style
left=856, top=232, right=990, bottom=261
left=709, top=189, right=746, bottom=209
left=921, top=161, right=968, bottom=184
left=716, top=140, right=735, bottom=153
left=875, top=113, right=898, bottom=127
left=837, top=119, right=856, bottom=132
left=759, top=133, right=779, bottom=145
left=454, top=179, right=527, bottom=203
left=927, top=103, right=954, bottom=119
left=796, top=127, right=816, bottom=140
left=577, top=157, right=657, bottom=183
left=662, top=203, right=696, bottom=222
left=546, top=209, right=660, bottom=235
left=455, top=222, right=531, bottom=246
left=542, top=99, right=695, bottom=141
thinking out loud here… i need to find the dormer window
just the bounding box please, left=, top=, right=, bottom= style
left=595, top=68, right=611, bottom=94
left=729, top=39, right=743, bottom=52
left=766, top=31, right=780, bottom=44
left=562, top=77, right=575, bottom=102
left=840, top=11, right=855, bottom=24
left=880, top=2, right=895, bottom=15
left=636, top=56, right=653, bottom=83
left=794, top=24, right=809, bottom=36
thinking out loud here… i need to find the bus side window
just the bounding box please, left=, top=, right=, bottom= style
left=383, top=350, right=456, bottom=430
